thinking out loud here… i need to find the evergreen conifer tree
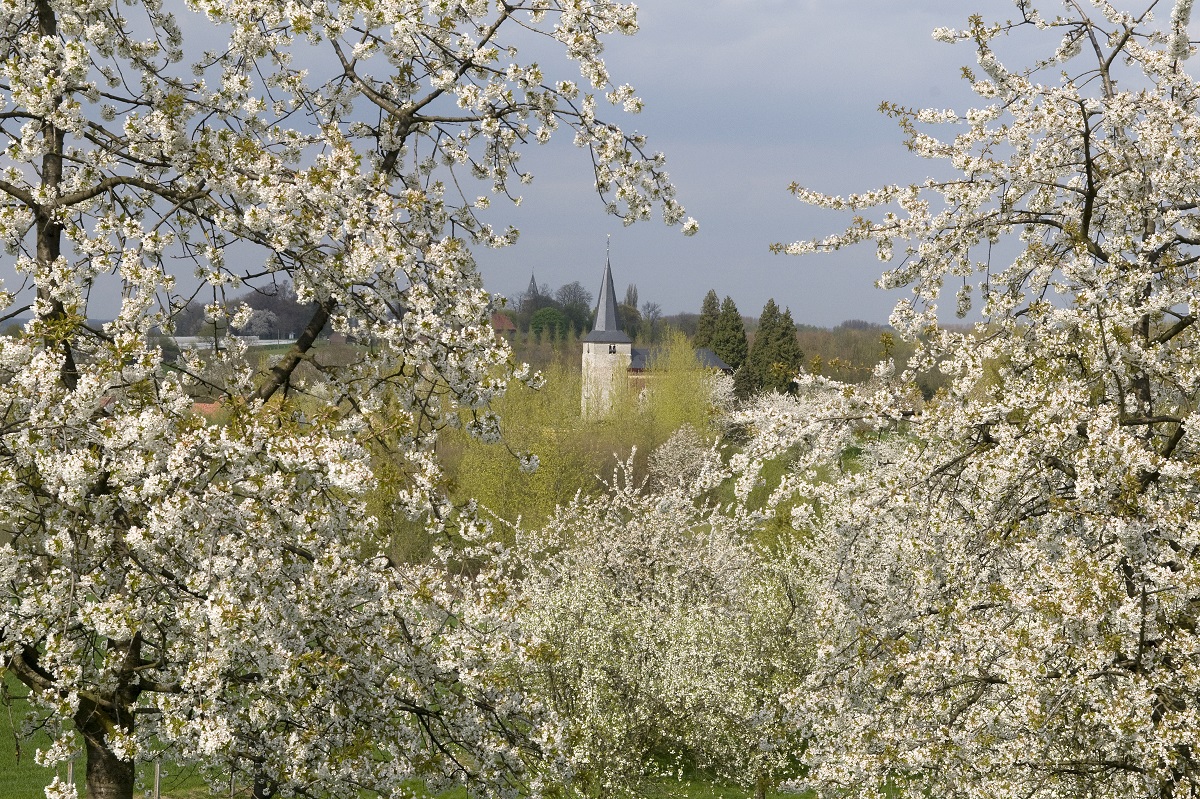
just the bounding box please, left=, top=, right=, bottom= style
left=732, top=365, right=759, bottom=401
left=712, top=296, right=749, bottom=370
left=694, top=289, right=721, bottom=350
left=744, top=300, right=804, bottom=395
left=769, top=307, right=805, bottom=391
left=735, top=298, right=776, bottom=399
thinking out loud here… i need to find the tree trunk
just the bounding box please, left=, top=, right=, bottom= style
left=76, top=702, right=135, bottom=799
left=33, top=0, right=80, bottom=390
left=75, top=634, right=144, bottom=799
left=253, top=772, right=277, bottom=799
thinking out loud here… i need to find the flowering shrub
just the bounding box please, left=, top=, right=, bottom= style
left=503, top=459, right=809, bottom=798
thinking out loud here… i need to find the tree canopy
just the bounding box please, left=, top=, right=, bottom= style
left=737, top=299, right=802, bottom=397
left=555, top=281, right=593, bottom=334
left=505, top=458, right=807, bottom=799
left=712, top=295, right=748, bottom=371
left=530, top=305, right=569, bottom=339
left=0, top=2, right=692, bottom=798
left=693, top=289, right=720, bottom=350
left=747, top=2, right=1200, bottom=797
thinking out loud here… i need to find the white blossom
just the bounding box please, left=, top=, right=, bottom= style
left=766, top=3, right=1200, bottom=797
left=498, top=460, right=809, bottom=797
left=0, top=1, right=689, bottom=797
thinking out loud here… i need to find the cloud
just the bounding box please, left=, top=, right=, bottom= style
left=476, top=1, right=1034, bottom=326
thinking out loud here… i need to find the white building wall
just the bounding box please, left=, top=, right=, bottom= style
left=581, top=340, right=632, bottom=417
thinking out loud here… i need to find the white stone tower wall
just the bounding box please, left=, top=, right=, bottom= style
left=582, top=340, right=632, bottom=417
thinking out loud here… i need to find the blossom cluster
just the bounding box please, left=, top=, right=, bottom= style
left=756, top=2, right=1200, bottom=797
left=0, top=1, right=690, bottom=797
left=495, top=456, right=809, bottom=797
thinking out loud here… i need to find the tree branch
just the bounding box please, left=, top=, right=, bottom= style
left=253, top=298, right=335, bottom=404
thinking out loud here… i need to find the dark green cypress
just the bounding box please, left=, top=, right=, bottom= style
left=712, top=296, right=748, bottom=370
left=768, top=307, right=805, bottom=392
left=732, top=364, right=759, bottom=400
left=745, top=299, right=804, bottom=394
left=693, top=289, right=720, bottom=350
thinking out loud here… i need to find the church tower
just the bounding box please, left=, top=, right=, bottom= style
left=521, top=272, right=540, bottom=313
left=581, top=253, right=632, bottom=417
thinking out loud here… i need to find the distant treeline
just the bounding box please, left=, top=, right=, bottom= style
left=1, top=283, right=321, bottom=342
left=172, top=282, right=319, bottom=339
left=507, top=280, right=950, bottom=399
left=501, top=278, right=671, bottom=344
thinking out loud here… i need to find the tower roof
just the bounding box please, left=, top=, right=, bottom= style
left=583, top=254, right=631, bottom=344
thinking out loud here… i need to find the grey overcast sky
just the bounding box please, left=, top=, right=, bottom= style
left=473, top=0, right=1047, bottom=326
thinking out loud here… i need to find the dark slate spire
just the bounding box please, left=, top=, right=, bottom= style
left=526, top=273, right=539, bottom=297
left=583, top=248, right=631, bottom=344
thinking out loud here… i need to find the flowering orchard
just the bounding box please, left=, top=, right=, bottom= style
left=0, top=1, right=693, bottom=798
left=501, top=453, right=809, bottom=799
left=744, top=1, right=1200, bottom=797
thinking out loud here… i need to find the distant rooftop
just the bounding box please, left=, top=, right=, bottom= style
left=630, top=346, right=732, bottom=373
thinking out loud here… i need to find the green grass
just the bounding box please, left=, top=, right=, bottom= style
left=0, top=680, right=210, bottom=799
left=0, top=685, right=83, bottom=798
left=647, top=779, right=804, bottom=799
left=248, top=343, right=296, bottom=358
left=1, top=681, right=804, bottom=799
left=431, top=779, right=802, bottom=799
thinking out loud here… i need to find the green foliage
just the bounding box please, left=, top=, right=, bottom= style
left=0, top=682, right=75, bottom=799
left=514, top=279, right=601, bottom=336
left=560, top=304, right=590, bottom=336
left=731, top=365, right=757, bottom=403
left=438, top=334, right=725, bottom=531
left=616, top=302, right=641, bottom=340
left=555, top=282, right=593, bottom=335
left=638, top=331, right=725, bottom=440
left=639, top=301, right=665, bottom=344
left=739, top=300, right=804, bottom=397
left=0, top=676, right=209, bottom=799
left=442, top=361, right=595, bottom=530
left=796, top=321, right=905, bottom=382
left=693, top=290, right=720, bottom=350
left=530, top=306, right=570, bottom=340
left=505, top=329, right=571, bottom=373
left=712, top=297, right=748, bottom=370
left=368, top=451, right=436, bottom=565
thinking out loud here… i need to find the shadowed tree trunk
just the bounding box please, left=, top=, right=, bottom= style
left=76, top=697, right=135, bottom=799
left=253, top=772, right=278, bottom=799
